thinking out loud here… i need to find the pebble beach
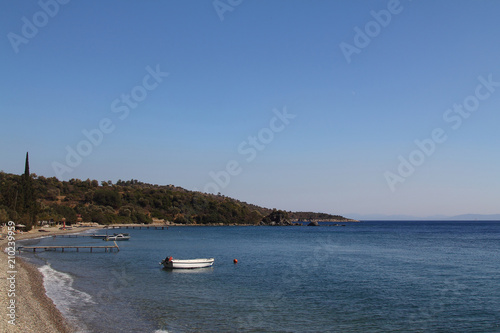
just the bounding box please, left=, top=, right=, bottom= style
left=0, top=227, right=95, bottom=333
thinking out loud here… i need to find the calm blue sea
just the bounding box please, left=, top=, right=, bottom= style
left=19, top=221, right=500, bottom=333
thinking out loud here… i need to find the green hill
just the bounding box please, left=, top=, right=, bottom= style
left=0, top=171, right=355, bottom=228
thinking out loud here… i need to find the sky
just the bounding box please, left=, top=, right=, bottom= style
left=1, top=0, right=499, bottom=218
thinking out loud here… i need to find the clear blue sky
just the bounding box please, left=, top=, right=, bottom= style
left=1, top=0, right=499, bottom=218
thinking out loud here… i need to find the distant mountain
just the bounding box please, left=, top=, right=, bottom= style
left=347, top=213, right=500, bottom=221
left=449, top=214, right=500, bottom=221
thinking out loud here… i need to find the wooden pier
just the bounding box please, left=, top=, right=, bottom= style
left=106, top=225, right=168, bottom=230
left=52, top=234, right=93, bottom=238
left=18, top=242, right=119, bottom=253
left=123, top=226, right=167, bottom=230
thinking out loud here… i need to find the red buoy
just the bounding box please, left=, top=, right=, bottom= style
left=233, top=259, right=238, bottom=264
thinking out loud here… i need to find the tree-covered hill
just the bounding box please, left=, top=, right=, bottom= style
left=0, top=171, right=355, bottom=228
left=289, top=211, right=350, bottom=222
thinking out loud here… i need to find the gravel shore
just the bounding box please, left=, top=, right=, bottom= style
left=0, top=227, right=95, bottom=333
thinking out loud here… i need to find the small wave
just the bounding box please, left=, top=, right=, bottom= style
left=39, top=264, right=95, bottom=332
left=80, top=228, right=100, bottom=235
left=33, top=235, right=53, bottom=239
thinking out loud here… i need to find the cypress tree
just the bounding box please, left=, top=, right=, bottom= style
left=21, top=152, right=37, bottom=230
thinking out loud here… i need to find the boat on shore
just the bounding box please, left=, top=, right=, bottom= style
left=104, top=233, right=130, bottom=241
left=160, top=256, right=214, bottom=269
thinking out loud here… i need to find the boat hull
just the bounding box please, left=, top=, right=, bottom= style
left=161, top=258, right=214, bottom=269
left=97, top=233, right=130, bottom=240
left=104, top=235, right=130, bottom=241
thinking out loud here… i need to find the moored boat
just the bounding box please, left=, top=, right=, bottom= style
left=104, top=233, right=130, bottom=241
left=160, top=256, right=214, bottom=269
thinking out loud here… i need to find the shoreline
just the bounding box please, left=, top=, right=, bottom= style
left=0, top=227, right=96, bottom=333
left=1, top=221, right=360, bottom=332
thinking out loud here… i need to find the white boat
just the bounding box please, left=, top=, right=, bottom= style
left=95, top=232, right=129, bottom=239
left=160, top=256, right=214, bottom=269
left=104, top=233, right=130, bottom=241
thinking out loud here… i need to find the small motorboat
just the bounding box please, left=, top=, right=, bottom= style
left=160, top=256, right=214, bottom=269
left=104, top=233, right=130, bottom=241
left=95, top=233, right=129, bottom=239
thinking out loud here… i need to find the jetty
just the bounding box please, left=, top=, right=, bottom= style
left=18, top=241, right=119, bottom=253
left=106, top=225, right=168, bottom=230
left=52, top=234, right=93, bottom=238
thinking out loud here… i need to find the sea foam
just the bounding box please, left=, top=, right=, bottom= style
left=38, top=264, right=95, bottom=332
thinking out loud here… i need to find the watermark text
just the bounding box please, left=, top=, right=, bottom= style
left=385, top=74, right=499, bottom=192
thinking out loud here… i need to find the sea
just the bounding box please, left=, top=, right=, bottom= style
left=18, top=221, right=500, bottom=333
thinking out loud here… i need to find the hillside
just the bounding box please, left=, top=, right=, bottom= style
left=0, top=171, right=355, bottom=227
